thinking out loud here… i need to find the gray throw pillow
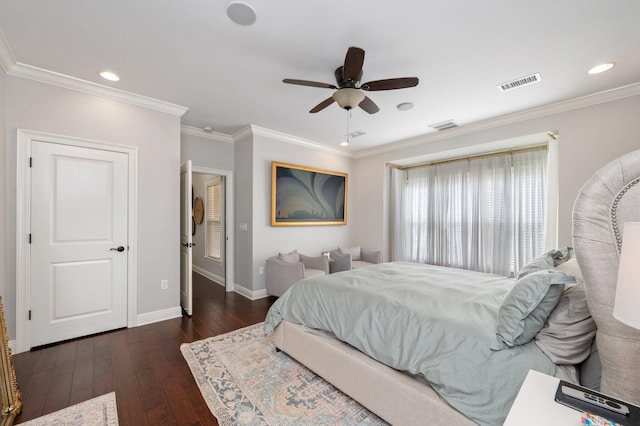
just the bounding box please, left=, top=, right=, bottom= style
left=492, top=269, right=574, bottom=350
left=517, top=247, right=573, bottom=279
left=278, top=250, right=300, bottom=262
left=534, top=284, right=596, bottom=364
left=339, top=245, right=361, bottom=261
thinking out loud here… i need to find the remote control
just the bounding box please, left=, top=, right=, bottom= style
left=561, top=385, right=630, bottom=416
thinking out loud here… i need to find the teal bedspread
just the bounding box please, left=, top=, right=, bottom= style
left=264, top=262, right=555, bottom=426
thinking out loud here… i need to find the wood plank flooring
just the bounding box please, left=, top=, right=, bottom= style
left=12, top=273, right=277, bottom=425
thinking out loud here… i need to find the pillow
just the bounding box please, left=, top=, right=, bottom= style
left=534, top=284, right=596, bottom=364
left=555, top=258, right=583, bottom=288
left=579, top=342, right=601, bottom=390
left=278, top=250, right=300, bottom=263
left=339, top=245, right=361, bottom=261
left=492, top=269, right=574, bottom=350
left=517, top=247, right=573, bottom=279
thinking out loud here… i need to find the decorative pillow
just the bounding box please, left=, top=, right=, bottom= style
left=339, top=245, right=361, bottom=261
left=555, top=258, right=583, bottom=288
left=492, top=269, right=574, bottom=350
left=517, top=247, right=573, bottom=279
left=534, top=284, right=596, bottom=364
left=278, top=250, right=300, bottom=263
left=579, top=342, right=601, bottom=390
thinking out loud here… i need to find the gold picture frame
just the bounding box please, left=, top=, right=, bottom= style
left=0, top=297, right=21, bottom=425
left=271, top=162, right=347, bottom=226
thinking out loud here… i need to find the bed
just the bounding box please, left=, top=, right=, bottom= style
left=264, top=149, right=640, bottom=425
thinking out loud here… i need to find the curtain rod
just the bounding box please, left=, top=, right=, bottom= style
left=388, top=143, right=550, bottom=171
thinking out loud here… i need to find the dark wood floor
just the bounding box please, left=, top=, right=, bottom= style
left=12, top=274, right=277, bottom=425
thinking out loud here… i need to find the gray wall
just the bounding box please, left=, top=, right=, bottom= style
left=0, top=71, right=6, bottom=307
left=3, top=75, right=182, bottom=338
left=234, top=135, right=254, bottom=291
left=181, top=131, right=234, bottom=170
left=352, top=94, right=640, bottom=259
left=250, top=133, right=354, bottom=293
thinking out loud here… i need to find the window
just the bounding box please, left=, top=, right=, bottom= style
left=392, top=146, right=548, bottom=277
left=206, top=178, right=224, bottom=261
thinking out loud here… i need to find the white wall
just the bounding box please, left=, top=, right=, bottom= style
left=250, top=132, right=354, bottom=293
left=181, top=131, right=234, bottom=170
left=3, top=76, right=182, bottom=339
left=352, top=94, right=640, bottom=258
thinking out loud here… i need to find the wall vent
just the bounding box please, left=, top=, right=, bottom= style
left=429, top=120, right=459, bottom=132
left=497, top=73, right=542, bottom=92
left=346, top=130, right=366, bottom=138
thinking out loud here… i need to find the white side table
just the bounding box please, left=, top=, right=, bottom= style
left=504, top=369, right=582, bottom=426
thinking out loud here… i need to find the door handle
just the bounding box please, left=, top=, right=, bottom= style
left=182, top=243, right=193, bottom=248
left=110, top=246, right=125, bottom=252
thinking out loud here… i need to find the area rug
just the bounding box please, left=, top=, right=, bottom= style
left=20, top=392, right=118, bottom=425
left=180, top=323, right=387, bottom=425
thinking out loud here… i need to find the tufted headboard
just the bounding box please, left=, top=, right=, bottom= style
left=573, top=149, right=640, bottom=404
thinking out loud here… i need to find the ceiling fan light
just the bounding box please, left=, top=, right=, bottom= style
left=340, top=141, right=349, bottom=147
left=332, top=88, right=365, bottom=110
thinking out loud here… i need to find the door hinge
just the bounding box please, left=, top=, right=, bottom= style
left=29, top=157, right=32, bottom=167
left=28, top=310, right=31, bottom=320
left=28, top=234, right=32, bottom=244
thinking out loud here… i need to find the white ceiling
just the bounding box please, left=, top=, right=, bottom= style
left=1, top=0, right=639, bottom=152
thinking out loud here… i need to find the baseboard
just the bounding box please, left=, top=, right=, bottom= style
left=234, top=284, right=269, bottom=300
left=8, top=340, right=16, bottom=354
left=192, top=265, right=225, bottom=286
left=135, top=306, right=183, bottom=327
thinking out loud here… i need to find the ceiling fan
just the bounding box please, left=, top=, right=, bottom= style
left=283, top=46, right=419, bottom=114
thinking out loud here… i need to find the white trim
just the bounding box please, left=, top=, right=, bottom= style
left=15, top=129, right=139, bottom=353
left=192, top=166, right=235, bottom=293
left=192, top=265, right=225, bottom=286
left=181, top=125, right=234, bottom=143
left=233, top=284, right=269, bottom=301
left=0, top=33, right=188, bottom=117
left=355, top=82, right=640, bottom=159
left=235, top=125, right=352, bottom=157
left=136, top=307, right=182, bottom=327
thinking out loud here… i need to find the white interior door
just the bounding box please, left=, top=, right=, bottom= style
left=180, top=161, right=193, bottom=316
left=30, top=141, right=129, bottom=347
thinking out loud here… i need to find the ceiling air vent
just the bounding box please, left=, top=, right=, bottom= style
left=346, top=130, right=367, bottom=138
left=429, top=120, right=459, bottom=132
left=497, top=73, right=542, bottom=92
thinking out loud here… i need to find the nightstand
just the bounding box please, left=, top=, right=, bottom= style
left=504, top=369, right=582, bottom=425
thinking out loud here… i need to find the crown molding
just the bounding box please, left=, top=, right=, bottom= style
left=0, top=30, right=188, bottom=116
left=0, top=28, right=16, bottom=73
left=234, top=125, right=354, bottom=157
left=7, top=62, right=189, bottom=116
left=355, top=82, right=640, bottom=159
left=181, top=125, right=234, bottom=143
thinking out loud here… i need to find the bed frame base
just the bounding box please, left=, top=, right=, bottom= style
left=274, top=321, right=474, bottom=425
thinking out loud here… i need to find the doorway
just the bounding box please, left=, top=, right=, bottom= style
left=181, top=166, right=234, bottom=314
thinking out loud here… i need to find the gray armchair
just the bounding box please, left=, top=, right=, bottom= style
left=330, top=246, right=382, bottom=273
left=265, top=252, right=329, bottom=297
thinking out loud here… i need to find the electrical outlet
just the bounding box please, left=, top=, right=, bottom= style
left=161, top=279, right=168, bottom=290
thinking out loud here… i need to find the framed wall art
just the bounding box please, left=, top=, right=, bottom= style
left=271, top=162, right=347, bottom=226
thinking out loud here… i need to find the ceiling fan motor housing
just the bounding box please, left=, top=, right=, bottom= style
left=335, top=66, right=362, bottom=88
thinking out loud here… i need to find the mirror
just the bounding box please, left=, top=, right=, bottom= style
left=0, top=297, right=21, bottom=425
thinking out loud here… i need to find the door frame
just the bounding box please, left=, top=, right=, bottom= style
left=192, top=166, right=234, bottom=292
left=15, top=129, right=138, bottom=353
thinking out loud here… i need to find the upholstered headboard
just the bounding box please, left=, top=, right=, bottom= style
left=573, top=149, right=640, bottom=404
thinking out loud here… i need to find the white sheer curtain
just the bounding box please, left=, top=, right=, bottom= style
left=391, top=147, right=548, bottom=277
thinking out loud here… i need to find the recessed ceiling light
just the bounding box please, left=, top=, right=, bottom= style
left=99, top=71, right=120, bottom=82
left=588, top=62, right=615, bottom=75
left=340, top=141, right=349, bottom=147
left=226, top=1, right=257, bottom=26
left=397, top=102, right=414, bottom=111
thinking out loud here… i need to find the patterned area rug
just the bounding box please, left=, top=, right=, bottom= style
left=181, top=323, right=387, bottom=425
left=20, top=392, right=118, bottom=425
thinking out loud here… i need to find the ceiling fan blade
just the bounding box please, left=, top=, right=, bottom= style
left=359, top=96, right=380, bottom=114
left=310, top=97, right=336, bottom=113
left=361, top=77, right=419, bottom=91
left=342, top=47, right=365, bottom=83
left=283, top=79, right=337, bottom=89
